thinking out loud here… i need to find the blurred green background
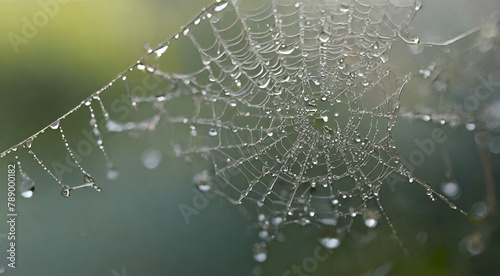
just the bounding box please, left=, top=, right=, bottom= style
left=0, top=0, right=499, bottom=275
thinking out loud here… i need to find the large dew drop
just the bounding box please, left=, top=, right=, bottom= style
left=18, top=172, right=35, bottom=199
left=50, top=120, right=60, bottom=130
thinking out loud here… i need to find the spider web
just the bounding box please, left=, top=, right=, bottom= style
left=165, top=0, right=417, bottom=235
left=2, top=0, right=497, bottom=261
left=139, top=0, right=465, bottom=244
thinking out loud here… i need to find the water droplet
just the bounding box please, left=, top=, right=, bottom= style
left=258, top=230, right=268, bottom=240
left=21, top=190, right=35, bottom=200
left=155, top=45, right=168, bottom=57
left=466, top=122, right=476, bottom=131
left=415, top=0, right=423, bottom=10
left=419, top=69, right=431, bottom=78
left=363, top=209, right=380, bottom=228
left=140, top=148, right=162, bottom=169
left=422, top=114, right=431, bottom=121
left=441, top=181, right=460, bottom=198
left=50, top=120, right=60, bottom=130
left=349, top=70, right=357, bottom=78
left=25, top=137, right=34, bottom=149
left=137, top=63, right=146, bottom=71
left=278, top=44, right=294, bottom=55
left=311, top=156, right=318, bottom=165
left=93, top=185, right=102, bottom=192
left=201, top=54, right=211, bottom=66
left=258, top=213, right=265, bottom=222
left=183, top=28, right=190, bottom=35
left=235, top=79, right=242, bottom=87
left=319, top=32, right=330, bottom=42
left=320, top=237, right=341, bottom=249
left=339, top=4, right=349, bottom=12
left=190, top=125, right=197, bottom=137
left=471, top=201, right=488, bottom=219
left=107, top=167, right=119, bottom=180
left=208, top=128, right=218, bottom=136
left=214, top=1, right=229, bottom=12
left=84, top=174, right=94, bottom=184
left=209, top=14, right=220, bottom=23
left=193, top=170, right=212, bottom=192
left=272, top=217, right=283, bottom=225
left=19, top=172, right=35, bottom=199
left=310, top=179, right=317, bottom=188
left=380, top=53, right=389, bottom=63
left=426, top=189, right=435, bottom=201
left=262, top=165, right=270, bottom=175
left=364, top=218, right=378, bottom=228
left=61, top=187, right=71, bottom=198
left=257, top=78, right=270, bottom=89
left=253, top=243, right=267, bottom=263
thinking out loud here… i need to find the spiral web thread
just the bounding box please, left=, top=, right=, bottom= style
left=2, top=0, right=489, bottom=252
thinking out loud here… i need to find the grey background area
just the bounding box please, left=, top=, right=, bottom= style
left=0, top=0, right=499, bottom=275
